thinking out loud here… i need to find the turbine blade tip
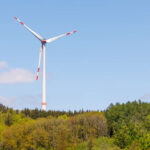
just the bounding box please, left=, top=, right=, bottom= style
left=36, top=76, right=38, bottom=80
left=66, top=32, right=71, bottom=35
left=14, top=16, right=17, bottom=20
left=73, top=30, right=77, bottom=33
left=20, top=21, right=24, bottom=25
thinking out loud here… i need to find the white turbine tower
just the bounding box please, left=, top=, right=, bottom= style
left=14, top=17, right=77, bottom=111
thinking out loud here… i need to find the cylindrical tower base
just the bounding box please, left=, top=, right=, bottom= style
left=42, top=102, right=46, bottom=111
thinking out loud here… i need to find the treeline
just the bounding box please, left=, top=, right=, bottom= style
left=0, top=112, right=107, bottom=150
left=21, top=108, right=92, bottom=119
left=105, top=100, right=150, bottom=149
left=0, top=104, right=94, bottom=119
left=0, top=101, right=149, bottom=149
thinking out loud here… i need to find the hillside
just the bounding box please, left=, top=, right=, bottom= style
left=0, top=100, right=149, bottom=150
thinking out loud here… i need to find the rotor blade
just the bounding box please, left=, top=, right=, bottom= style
left=46, top=30, right=77, bottom=43
left=36, top=45, right=43, bottom=80
left=14, top=17, right=43, bottom=41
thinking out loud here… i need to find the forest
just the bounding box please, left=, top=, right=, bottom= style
left=0, top=100, right=149, bottom=150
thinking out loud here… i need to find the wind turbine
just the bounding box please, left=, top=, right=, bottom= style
left=14, top=17, right=77, bottom=111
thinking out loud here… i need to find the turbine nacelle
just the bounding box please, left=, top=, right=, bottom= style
left=42, top=40, right=47, bottom=44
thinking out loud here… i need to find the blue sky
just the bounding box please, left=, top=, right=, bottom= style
left=0, top=0, right=150, bottom=110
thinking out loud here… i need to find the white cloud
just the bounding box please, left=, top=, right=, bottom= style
left=0, top=61, right=8, bottom=70
left=0, top=96, right=15, bottom=106
left=0, top=68, right=35, bottom=84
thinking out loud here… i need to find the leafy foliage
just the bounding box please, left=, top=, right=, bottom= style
left=0, top=110, right=107, bottom=150
left=71, top=137, right=121, bottom=150
left=105, top=100, right=150, bottom=149
left=0, top=100, right=149, bottom=149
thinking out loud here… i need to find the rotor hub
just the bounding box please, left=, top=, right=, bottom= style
left=42, top=40, right=47, bottom=44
